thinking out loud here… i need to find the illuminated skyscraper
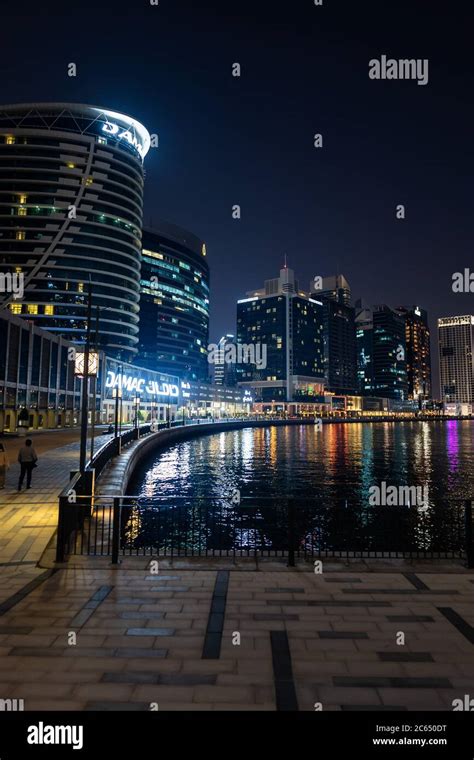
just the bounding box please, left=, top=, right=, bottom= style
left=396, top=306, right=432, bottom=402
left=311, top=274, right=357, bottom=395
left=214, top=334, right=237, bottom=386
left=438, top=315, right=474, bottom=404
left=356, top=304, right=408, bottom=400
left=138, top=223, right=210, bottom=381
left=0, top=102, right=150, bottom=361
left=237, top=266, right=325, bottom=402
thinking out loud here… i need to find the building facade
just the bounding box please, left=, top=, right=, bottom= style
left=236, top=266, right=325, bottom=402
left=396, top=306, right=432, bottom=402
left=0, top=307, right=81, bottom=431
left=213, top=334, right=237, bottom=386
left=438, top=315, right=474, bottom=406
left=138, top=224, right=210, bottom=382
left=313, top=273, right=351, bottom=307
left=356, top=304, right=408, bottom=401
left=312, top=274, right=357, bottom=396
left=0, top=102, right=150, bottom=361
left=0, top=307, right=249, bottom=433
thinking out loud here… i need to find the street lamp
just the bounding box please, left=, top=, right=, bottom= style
left=113, top=387, right=122, bottom=439
left=150, top=399, right=158, bottom=431
left=134, top=395, right=141, bottom=437
left=77, top=280, right=93, bottom=473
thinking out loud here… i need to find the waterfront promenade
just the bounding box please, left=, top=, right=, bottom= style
left=0, top=428, right=112, bottom=605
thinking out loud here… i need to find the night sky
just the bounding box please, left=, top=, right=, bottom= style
left=1, top=0, right=472, bottom=394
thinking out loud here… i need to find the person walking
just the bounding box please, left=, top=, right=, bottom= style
left=0, top=443, right=9, bottom=489
left=18, top=439, right=38, bottom=491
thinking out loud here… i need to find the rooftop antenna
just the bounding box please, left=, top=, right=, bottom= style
left=283, top=253, right=287, bottom=269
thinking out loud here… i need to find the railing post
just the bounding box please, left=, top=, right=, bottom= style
left=55, top=494, right=67, bottom=563
left=112, top=497, right=121, bottom=565
left=287, top=497, right=296, bottom=568
left=465, top=500, right=474, bottom=569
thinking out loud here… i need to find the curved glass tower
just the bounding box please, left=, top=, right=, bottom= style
left=0, top=103, right=150, bottom=361
left=139, top=223, right=210, bottom=381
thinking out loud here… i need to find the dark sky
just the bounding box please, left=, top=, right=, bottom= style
left=1, top=0, right=473, bottom=395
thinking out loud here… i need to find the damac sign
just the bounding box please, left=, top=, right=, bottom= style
left=102, top=122, right=145, bottom=158
left=106, top=371, right=179, bottom=398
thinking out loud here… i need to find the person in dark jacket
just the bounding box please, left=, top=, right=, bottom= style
left=18, top=439, right=38, bottom=491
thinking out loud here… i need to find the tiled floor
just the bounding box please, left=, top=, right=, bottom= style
left=0, top=567, right=472, bottom=711
left=0, top=431, right=112, bottom=603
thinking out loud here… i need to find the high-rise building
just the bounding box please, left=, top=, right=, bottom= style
left=138, top=224, right=210, bottom=382
left=311, top=274, right=357, bottom=395
left=438, top=315, right=474, bottom=404
left=356, top=304, right=408, bottom=400
left=236, top=266, right=325, bottom=402
left=395, top=306, right=432, bottom=402
left=355, top=302, right=374, bottom=395
left=313, top=274, right=351, bottom=306
left=0, top=103, right=150, bottom=361
left=214, top=334, right=237, bottom=386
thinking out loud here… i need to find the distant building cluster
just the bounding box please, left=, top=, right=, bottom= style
left=234, top=266, right=438, bottom=414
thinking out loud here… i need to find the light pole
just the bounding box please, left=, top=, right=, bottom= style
left=79, top=281, right=92, bottom=473
left=89, top=305, right=100, bottom=464
left=134, top=395, right=141, bottom=437
left=151, top=398, right=157, bottom=430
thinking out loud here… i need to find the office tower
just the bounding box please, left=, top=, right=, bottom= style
left=138, top=223, right=210, bottom=382
left=311, top=274, right=357, bottom=395
left=313, top=274, right=351, bottom=306
left=355, top=302, right=374, bottom=395
left=0, top=103, right=150, bottom=361
left=236, top=266, right=325, bottom=402
left=396, top=306, right=432, bottom=401
left=438, top=315, right=474, bottom=404
left=214, top=334, right=237, bottom=386
left=356, top=304, right=408, bottom=400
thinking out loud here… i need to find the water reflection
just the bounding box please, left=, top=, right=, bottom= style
left=126, top=421, right=474, bottom=554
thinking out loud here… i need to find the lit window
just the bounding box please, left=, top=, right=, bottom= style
left=15, top=266, right=22, bottom=274
left=97, top=136, right=107, bottom=145
left=44, top=304, right=54, bottom=315
left=9, top=303, right=22, bottom=314
left=18, top=194, right=27, bottom=204
left=5, top=136, right=15, bottom=145
left=78, top=282, right=84, bottom=293
left=83, top=177, right=93, bottom=186
left=18, top=207, right=27, bottom=216
left=66, top=162, right=75, bottom=169
left=27, top=304, right=38, bottom=315
left=16, top=231, right=25, bottom=241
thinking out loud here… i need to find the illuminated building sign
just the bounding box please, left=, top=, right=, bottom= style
left=181, top=381, right=191, bottom=399
left=102, top=122, right=146, bottom=158
left=414, top=306, right=421, bottom=317
left=106, top=371, right=179, bottom=398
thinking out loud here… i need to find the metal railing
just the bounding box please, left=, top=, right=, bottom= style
left=55, top=494, right=474, bottom=567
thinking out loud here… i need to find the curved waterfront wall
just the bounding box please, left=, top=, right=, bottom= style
left=97, top=417, right=468, bottom=497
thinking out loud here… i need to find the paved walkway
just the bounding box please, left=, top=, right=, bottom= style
left=0, top=430, right=113, bottom=604
left=0, top=566, right=472, bottom=711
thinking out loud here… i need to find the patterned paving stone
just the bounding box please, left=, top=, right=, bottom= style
left=0, top=565, right=472, bottom=712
